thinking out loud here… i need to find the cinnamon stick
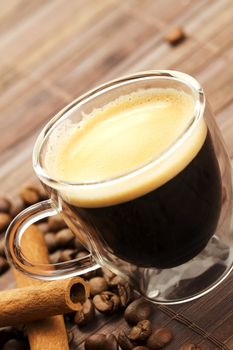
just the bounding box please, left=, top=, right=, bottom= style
left=13, top=224, right=86, bottom=350
left=0, top=276, right=89, bottom=326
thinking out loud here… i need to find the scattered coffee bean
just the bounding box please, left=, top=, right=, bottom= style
left=49, top=250, right=61, bottom=264
left=3, top=338, right=25, bottom=350
left=105, top=334, right=118, bottom=350
left=74, top=298, right=95, bottom=326
left=35, top=184, right=48, bottom=200
left=0, top=238, right=6, bottom=257
left=10, top=199, right=25, bottom=218
left=118, top=330, right=134, bottom=350
left=37, top=222, right=49, bottom=233
left=133, top=347, right=149, bottom=350
left=89, top=277, right=108, bottom=297
left=101, top=267, right=116, bottom=283
left=0, top=213, right=12, bottom=231
left=76, top=250, right=89, bottom=258
left=19, top=187, right=40, bottom=205
left=0, top=197, right=12, bottom=213
left=93, top=291, right=120, bottom=314
left=0, top=257, right=9, bottom=274
left=48, top=215, right=67, bottom=232
left=124, top=298, right=154, bottom=325
left=179, top=342, right=202, bottom=350
left=164, top=27, right=186, bottom=46
left=58, top=249, right=76, bottom=262
left=44, top=232, right=58, bottom=252
left=129, top=320, right=152, bottom=343
left=109, top=275, right=126, bottom=287
left=56, top=228, right=75, bottom=247
left=74, top=236, right=85, bottom=251
left=84, top=334, right=106, bottom=350
left=147, top=327, right=173, bottom=349
left=117, top=282, right=133, bottom=307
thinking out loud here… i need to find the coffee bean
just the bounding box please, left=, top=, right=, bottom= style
left=76, top=250, right=89, bottom=258
left=48, top=215, right=67, bottom=232
left=45, top=232, right=58, bottom=252
left=124, top=298, right=154, bottom=325
left=93, top=291, right=120, bottom=314
left=179, top=342, right=202, bottom=350
left=49, top=250, right=61, bottom=264
left=74, top=299, right=95, bottom=326
left=74, top=236, right=85, bottom=251
left=104, top=334, right=118, bottom=350
left=164, top=27, right=186, bottom=46
left=66, top=328, right=74, bottom=344
left=101, top=267, right=116, bottom=283
left=37, top=222, right=49, bottom=233
left=0, top=213, right=11, bottom=232
left=147, top=327, right=173, bottom=349
left=56, top=228, right=75, bottom=247
left=129, top=320, right=152, bottom=343
left=117, top=283, right=133, bottom=308
left=19, top=187, right=40, bottom=205
left=117, top=330, right=134, bottom=350
left=0, top=238, right=6, bottom=257
left=10, top=199, right=25, bottom=218
left=58, top=249, right=76, bottom=262
left=84, top=334, right=106, bottom=350
left=133, top=347, right=149, bottom=350
left=0, top=257, right=9, bottom=275
left=89, top=277, right=108, bottom=297
left=3, top=339, right=25, bottom=350
left=109, top=275, right=126, bottom=287
left=0, top=197, right=12, bottom=213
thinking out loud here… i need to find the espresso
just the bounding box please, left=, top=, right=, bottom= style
left=45, top=88, right=222, bottom=268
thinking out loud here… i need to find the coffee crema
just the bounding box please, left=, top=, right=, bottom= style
left=45, top=88, right=206, bottom=208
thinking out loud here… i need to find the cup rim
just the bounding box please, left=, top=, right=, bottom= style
left=33, top=70, right=205, bottom=190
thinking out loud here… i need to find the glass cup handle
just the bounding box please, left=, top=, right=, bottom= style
left=5, top=199, right=99, bottom=280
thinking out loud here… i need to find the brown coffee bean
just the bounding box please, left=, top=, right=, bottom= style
left=179, top=342, right=202, bottom=350
left=133, top=347, right=149, bottom=350
left=74, top=236, right=85, bottom=251
left=44, top=232, right=58, bottom=252
left=93, top=291, right=120, bottom=314
left=19, top=187, right=40, bottom=205
left=58, top=249, right=76, bottom=262
left=147, top=327, right=173, bottom=349
left=164, top=27, right=186, bottom=46
left=118, top=330, right=134, bottom=350
left=0, top=238, right=6, bottom=257
left=37, top=222, right=49, bottom=233
left=3, top=339, right=25, bottom=350
left=10, top=199, right=25, bottom=218
left=0, top=197, right=12, bottom=213
left=49, top=250, right=61, bottom=264
left=101, top=267, right=116, bottom=283
left=129, top=320, right=152, bottom=343
left=89, top=277, right=108, bottom=296
left=48, top=215, right=67, bottom=232
left=74, top=298, right=95, bottom=326
left=104, top=334, right=118, bottom=350
left=0, top=257, right=9, bottom=274
left=56, top=228, right=75, bottom=247
left=117, top=282, right=133, bottom=308
left=124, top=298, right=154, bottom=325
left=85, top=334, right=106, bottom=350
left=0, top=213, right=11, bottom=232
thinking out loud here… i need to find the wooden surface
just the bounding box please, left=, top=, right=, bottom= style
left=0, top=0, right=233, bottom=349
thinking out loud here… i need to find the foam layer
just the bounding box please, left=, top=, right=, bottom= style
left=45, top=88, right=207, bottom=207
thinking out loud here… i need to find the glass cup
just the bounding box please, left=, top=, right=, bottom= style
left=5, top=70, right=233, bottom=304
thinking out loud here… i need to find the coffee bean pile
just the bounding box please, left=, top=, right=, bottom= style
left=0, top=183, right=203, bottom=350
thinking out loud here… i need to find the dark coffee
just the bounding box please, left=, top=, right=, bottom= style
left=71, top=132, right=221, bottom=268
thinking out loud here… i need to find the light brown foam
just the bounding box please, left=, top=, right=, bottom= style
left=45, top=88, right=207, bottom=207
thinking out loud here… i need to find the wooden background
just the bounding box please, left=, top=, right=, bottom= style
left=0, top=0, right=233, bottom=349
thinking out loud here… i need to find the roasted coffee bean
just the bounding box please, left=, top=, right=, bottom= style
left=19, top=187, right=40, bottom=205
left=3, top=339, right=25, bottom=350
left=0, top=197, right=12, bottom=213
left=124, top=298, right=154, bottom=325
left=56, top=228, right=75, bottom=247
left=109, top=275, right=126, bottom=287
left=179, top=342, right=202, bottom=350
left=74, top=298, right=95, bottom=326
left=101, top=267, right=116, bottom=283
left=76, top=250, right=89, bottom=258
left=129, top=320, right=152, bottom=343
left=58, top=249, right=76, bottom=262
left=45, top=232, right=58, bottom=252
left=74, top=236, right=85, bottom=251
left=164, top=27, right=186, bottom=46
left=37, top=222, right=49, bottom=233
left=84, top=334, right=106, bottom=350
left=0, top=257, right=9, bottom=274
left=117, top=283, right=133, bottom=307
left=147, top=327, right=173, bottom=349
left=0, top=238, right=6, bottom=257
left=89, top=277, right=108, bottom=297
left=133, top=347, right=149, bottom=350
left=93, top=291, right=120, bottom=314
left=0, top=213, right=11, bottom=232
left=10, top=199, right=25, bottom=218
left=104, top=334, right=118, bottom=350
left=117, top=330, right=134, bottom=350
left=49, top=250, right=61, bottom=264
left=48, top=215, right=67, bottom=232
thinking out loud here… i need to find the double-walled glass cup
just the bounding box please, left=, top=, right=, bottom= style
left=5, top=71, right=233, bottom=304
